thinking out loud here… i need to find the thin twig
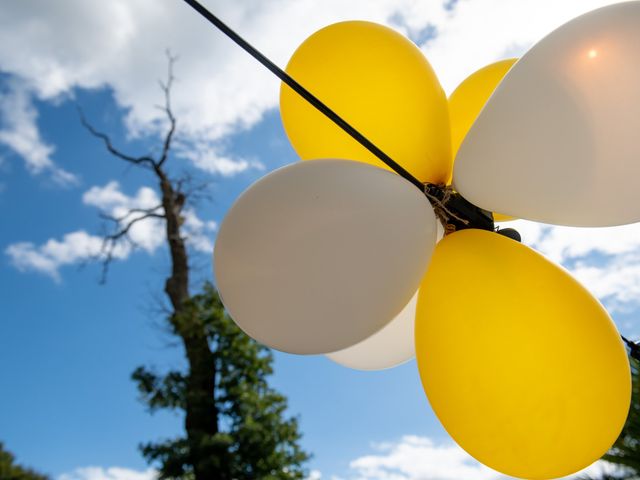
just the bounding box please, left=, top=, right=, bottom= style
left=78, top=108, right=158, bottom=171
left=97, top=211, right=165, bottom=283
left=158, top=50, right=178, bottom=168
left=103, top=212, right=166, bottom=243
left=79, top=50, right=186, bottom=283
left=99, top=205, right=165, bottom=224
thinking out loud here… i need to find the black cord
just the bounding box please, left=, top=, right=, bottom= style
left=183, top=1, right=640, bottom=363
left=181, top=0, right=425, bottom=192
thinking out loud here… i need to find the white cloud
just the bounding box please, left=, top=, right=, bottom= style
left=336, top=435, right=619, bottom=480
left=5, top=1, right=640, bottom=300
left=82, top=181, right=165, bottom=253
left=5, top=231, right=128, bottom=283
left=58, top=466, right=157, bottom=480
left=307, top=470, right=322, bottom=480
left=6, top=181, right=217, bottom=280
left=421, top=0, right=623, bottom=93
left=509, top=221, right=640, bottom=264
left=83, top=181, right=217, bottom=253
left=82, top=180, right=131, bottom=209
left=181, top=208, right=218, bottom=253
left=0, top=78, right=78, bottom=185
left=347, top=435, right=505, bottom=480
left=502, top=220, right=640, bottom=316
left=0, top=0, right=623, bottom=176
left=176, top=142, right=264, bottom=177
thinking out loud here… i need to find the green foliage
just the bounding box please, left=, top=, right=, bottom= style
left=583, top=356, right=640, bottom=480
left=601, top=357, right=640, bottom=478
left=0, top=443, right=49, bottom=480
left=583, top=476, right=638, bottom=480
left=132, top=283, right=310, bottom=479
left=131, top=368, right=187, bottom=412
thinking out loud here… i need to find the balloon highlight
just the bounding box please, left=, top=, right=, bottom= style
left=453, top=2, right=640, bottom=226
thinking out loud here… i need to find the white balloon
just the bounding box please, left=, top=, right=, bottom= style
left=214, top=159, right=437, bottom=354
left=326, top=291, right=418, bottom=370
left=436, top=221, right=445, bottom=242
left=454, top=2, right=640, bottom=227
left=325, top=223, right=444, bottom=370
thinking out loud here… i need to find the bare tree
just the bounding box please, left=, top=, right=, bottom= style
left=79, top=53, right=308, bottom=480
left=80, top=54, right=217, bottom=479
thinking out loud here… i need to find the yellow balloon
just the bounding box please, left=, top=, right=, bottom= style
left=280, top=21, right=452, bottom=184
left=449, top=59, right=517, bottom=159
left=449, top=59, right=517, bottom=220
left=493, top=211, right=515, bottom=222
left=415, top=229, right=630, bottom=479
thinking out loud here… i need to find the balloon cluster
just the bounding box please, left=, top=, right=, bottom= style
left=214, top=3, right=638, bottom=479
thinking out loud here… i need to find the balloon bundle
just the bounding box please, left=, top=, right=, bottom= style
left=184, top=1, right=640, bottom=478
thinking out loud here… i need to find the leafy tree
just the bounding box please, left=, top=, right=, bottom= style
left=132, top=284, right=309, bottom=479
left=0, top=443, right=49, bottom=480
left=601, top=357, right=640, bottom=479
left=588, top=476, right=637, bottom=480
left=584, top=355, right=640, bottom=480
left=82, top=56, right=309, bottom=479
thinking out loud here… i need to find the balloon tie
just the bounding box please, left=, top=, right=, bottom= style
left=423, top=183, right=471, bottom=232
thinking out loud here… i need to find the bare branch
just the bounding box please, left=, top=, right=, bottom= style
left=105, top=211, right=166, bottom=243
left=183, top=180, right=215, bottom=207
left=81, top=50, right=188, bottom=297
left=157, top=50, right=178, bottom=168
left=97, top=210, right=165, bottom=284
left=98, top=234, right=138, bottom=285
left=99, top=205, right=165, bottom=224
left=172, top=171, right=215, bottom=208
left=78, top=108, right=159, bottom=171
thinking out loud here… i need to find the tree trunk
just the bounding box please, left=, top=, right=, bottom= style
left=159, top=174, right=219, bottom=480
left=83, top=57, right=224, bottom=477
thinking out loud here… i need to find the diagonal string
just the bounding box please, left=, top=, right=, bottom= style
left=181, top=0, right=425, bottom=192
left=182, top=0, right=640, bottom=364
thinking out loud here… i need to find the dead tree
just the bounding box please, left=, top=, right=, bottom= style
left=80, top=54, right=218, bottom=479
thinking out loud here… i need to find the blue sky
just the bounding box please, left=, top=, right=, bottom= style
left=1, top=1, right=638, bottom=479
left=0, top=86, right=448, bottom=480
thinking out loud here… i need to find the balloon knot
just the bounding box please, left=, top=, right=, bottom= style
left=423, top=183, right=494, bottom=235
left=423, top=183, right=465, bottom=229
